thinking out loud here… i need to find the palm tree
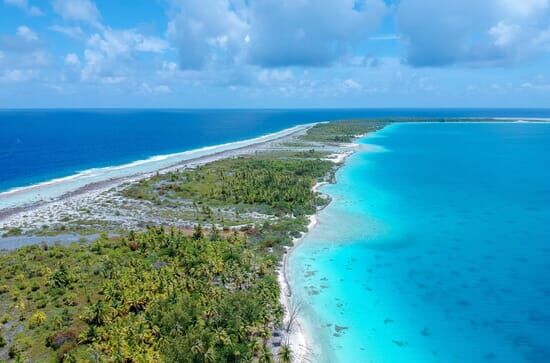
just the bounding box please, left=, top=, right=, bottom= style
left=210, top=224, right=221, bottom=241
left=191, top=340, right=205, bottom=357
left=193, top=224, right=204, bottom=240
left=86, top=300, right=107, bottom=326
left=50, top=264, right=69, bottom=288
left=259, top=345, right=273, bottom=363
left=203, top=346, right=217, bottom=363
left=278, top=344, right=292, bottom=363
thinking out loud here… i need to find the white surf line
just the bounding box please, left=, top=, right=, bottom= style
left=0, top=123, right=314, bottom=211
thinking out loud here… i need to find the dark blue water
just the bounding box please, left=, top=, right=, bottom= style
left=290, top=122, right=550, bottom=362
left=1, top=109, right=549, bottom=192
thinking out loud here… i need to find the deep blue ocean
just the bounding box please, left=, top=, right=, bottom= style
left=1, top=109, right=549, bottom=192
left=290, top=122, right=550, bottom=362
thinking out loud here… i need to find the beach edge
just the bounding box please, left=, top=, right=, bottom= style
left=278, top=144, right=362, bottom=362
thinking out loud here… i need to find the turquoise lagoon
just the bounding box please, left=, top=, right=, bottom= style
left=289, top=122, right=550, bottom=363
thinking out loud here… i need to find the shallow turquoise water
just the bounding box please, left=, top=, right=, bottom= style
left=289, top=122, right=550, bottom=363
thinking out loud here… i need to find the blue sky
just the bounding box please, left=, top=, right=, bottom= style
left=1, top=0, right=550, bottom=108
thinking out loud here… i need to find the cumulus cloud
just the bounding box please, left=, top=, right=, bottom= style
left=396, top=0, right=550, bottom=67
left=16, top=25, right=38, bottom=42
left=79, top=27, right=169, bottom=83
left=247, top=0, right=387, bottom=67
left=4, top=0, right=43, bottom=16
left=52, top=0, right=100, bottom=25
left=0, top=26, right=47, bottom=83
left=87, top=28, right=169, bottom=57
left=167, top=0, right=387, bottom=70
left=48, top=0, right=171, bottom=84
left=0, top=25, right=41, bottom=53
left=4, top=0, right=550, bottom=105
left=167, top=0, right=249, bottom=69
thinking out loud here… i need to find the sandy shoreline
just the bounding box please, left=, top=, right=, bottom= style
left=0, top=124, right=314, bottom=226
left=278, top=146, right=358, bottom=362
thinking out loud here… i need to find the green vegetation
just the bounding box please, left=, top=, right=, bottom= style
left=302, top=120, right=388, bottom=143
left=0, top=229, right=284, bottom=362
left=123, top=152, right=334, bottom=218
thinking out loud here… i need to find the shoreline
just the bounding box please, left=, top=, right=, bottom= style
left=0, top=123, right=314, bottom=225
left=278, top=145, right=359, bottom=362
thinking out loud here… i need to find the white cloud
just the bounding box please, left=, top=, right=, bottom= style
left=0, top=69, right=36, bottom=82
left=65, top=53, right=80, bottom=65
left=162, top=61, right=178, bottom=72
left=247, top=0, right=387, bottom=67
left=344, top=78, right=362, bottom=89
left=257, top=69, right=293, bottom=85
left=16, top=25, right=38, bottom=42
left=4, top=0, right=43, bottom=16
left=52, top=0, right=100, bottom=24
left=167, top=0, right=249, bottom=69
left=167, top=0, right=387, bottom=70
left=0, top=26, right=50, bottom=72
left=79, top=27, right=169, bottom=84
left=134, top=35, right=170, bottom=53
left=140, top=82, right=172, bottom=94
left=489, top=21, right=520, bottom=47
left=49, top=25, right=85, bottom=39
left=87, top=28, right=169, bottom=57
left=396, top=0, right=550, bottom=67
left=499, top=0, right=549, bottom=18
left=80, top=47, right=127, bottom=83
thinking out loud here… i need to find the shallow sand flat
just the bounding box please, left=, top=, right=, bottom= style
left=279, top=151, right=357, bottom=362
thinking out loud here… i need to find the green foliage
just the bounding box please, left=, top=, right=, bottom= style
left=0, top=327, right=5, bottom=348
left=124, top=154, right=333, bottom=217
left=0, top=228, right=282, bottom=362
left=49, top=264, right=70, bottom=289
left=28, top=311, right=47, bottom=329
left=302, top=120, right=388, bottom=142
left=278, top=344, right=292, bottom=363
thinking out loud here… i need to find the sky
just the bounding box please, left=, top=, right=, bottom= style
left=1, top=0, right=550, bottom=108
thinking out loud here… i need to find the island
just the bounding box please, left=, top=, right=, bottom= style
left=0, top=120, right=386, bottom=362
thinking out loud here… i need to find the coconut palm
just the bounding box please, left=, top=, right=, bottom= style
left=278, top=345, right=292, bottom=363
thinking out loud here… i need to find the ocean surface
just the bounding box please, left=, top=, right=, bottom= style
left=289, top=122, right=550, bottom=362
left=1, top=109, right=550, bottom=194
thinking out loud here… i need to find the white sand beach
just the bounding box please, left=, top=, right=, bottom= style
left=278, top=148, right=359, bottom=362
